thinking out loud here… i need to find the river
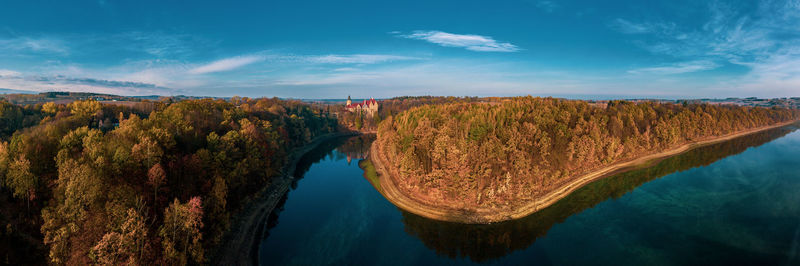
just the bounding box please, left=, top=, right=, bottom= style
left=259, top=124, right=800, bottom=265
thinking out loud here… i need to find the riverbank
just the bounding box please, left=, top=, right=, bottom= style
left=212, top=131, right=358, bottom=265
left=371, top=120, right=800, bottom=224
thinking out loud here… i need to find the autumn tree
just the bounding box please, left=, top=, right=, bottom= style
left=91, top=208, right=149, bottom=265
left=6, top=154, right=37, bottom=211
left=147, top=163, right=166, bottom=205
left=0, top=141, right=8, bottom=188
left=1, top=97, right=336, bottom=264
left=375, top=96, right=800, bottom=211
left=159, top=197, right=204, bottom=265
left=42, top=102, right=60, bottom=115
left=68, top=100, right=102, bottom=118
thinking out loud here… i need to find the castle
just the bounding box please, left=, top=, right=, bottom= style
left=345, top=95, right=378, bottom=117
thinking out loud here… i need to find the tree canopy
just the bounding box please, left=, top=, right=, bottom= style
left=0, top=97, right=337, bottom=264
left=375, top=97, right=800, bottom=211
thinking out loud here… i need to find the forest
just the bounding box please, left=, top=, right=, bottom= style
left=399, top=125, right=796, bottom=263
left=3, top=94, right=799, bottom=264
left=375, top=97, right=800, bottom=213
left=0, top=97, right=338, bottom=264
left=336, top=96, right=485, bottom=131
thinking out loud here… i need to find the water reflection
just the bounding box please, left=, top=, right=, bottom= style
left=263, top=134, right=377, bottom=241
left=337, top=134, right=375, bottom=164
left=381, top=125, right=798, bottom=263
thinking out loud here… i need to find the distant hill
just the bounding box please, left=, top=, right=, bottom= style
left=0, top=88, right=36, bottom=94
left=0, top=91, right=148, bottom=105
left=0, top=91, right=228, bottom=105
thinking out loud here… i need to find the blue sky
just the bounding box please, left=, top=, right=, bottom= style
left=0, top=0, right=798, bottom=98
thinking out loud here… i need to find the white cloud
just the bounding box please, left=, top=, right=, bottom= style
left=398, top=31, right=520, bottom=52
left=188, top=55, right=265, bottom=74
left=0, top=31, right=217, bottom=63
left=0, top=72, right=171, bottom=96
left=0, top=37, right=68, bottom=54
left=111, top=31, right=208, bottom=57
left=0, top=51, right=427, bottom=96
left=333, top=67, right=359, bottom=72
left=612, top=0, right=800, bottom=97
left=0, top=60, right=198, bottom=95
left=628, top=60, right=719, bottom=75
left=187, top=53, right=421, bottom=75
left=269, top=60, right=597, bottom=98
left=536, top=1, right=558, bottom=13
left=610, top=19, right=652, bottom=34
left=610, top=18, right=677, bottom=35
left=0, top=69, right=22, bottom=77
left=306, top=54, right=422, bottom=64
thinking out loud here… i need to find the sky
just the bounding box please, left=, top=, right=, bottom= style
left=0, top=0, right=799, bottom=99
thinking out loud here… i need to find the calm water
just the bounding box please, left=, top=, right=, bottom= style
left=259, top=125, right=800, bottom=265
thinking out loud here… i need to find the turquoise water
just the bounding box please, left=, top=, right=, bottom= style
left=259, top=126, right=800, bottom=265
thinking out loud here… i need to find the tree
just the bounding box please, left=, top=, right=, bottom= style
left=132, top=136, right=163, bottom=167
left=206, top=176, right=229, bottom=246
left=6, top=155, right=36, bottom=211
left=147, top=163, right=166, bottom=205
left=159, top=197, right=204, bottom=265
left=0, top=97, right=339, bottom=264
left=42, top=102, right=59, bottom=115
left=0, top=101, right=24, bottom=138
left=355, top=111, right=363, bottom=130
left=0, top=141, right=8, bottom=188
left=91, top=208, right=149, bottom=265
left=68, top=100, right=102, bottom=118
left=41, top=159, right=104, bottom=264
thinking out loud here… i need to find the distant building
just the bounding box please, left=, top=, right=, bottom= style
left=345, top=95, right=378, bottom=117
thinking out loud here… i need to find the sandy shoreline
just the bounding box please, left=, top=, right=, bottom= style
left=371, top=120, right=800, bottom=224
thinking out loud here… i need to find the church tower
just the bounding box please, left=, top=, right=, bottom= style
left=346, top=95, right=352, bottom=106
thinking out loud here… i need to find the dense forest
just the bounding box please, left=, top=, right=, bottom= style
left=0, top=97, right=338, bottom=264
left=336, top=96, right=485, bottom=131
left=375, top=97, right=800, bottom=212
left=399, top=125, right=796, bottom=263
left=0, top=100, right=45, bottom=139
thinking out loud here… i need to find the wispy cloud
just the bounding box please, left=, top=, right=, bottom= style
left=333, top=67, right=359, bottom=72
left=615, top=0, right=800, bottom=96
left=610, top=18, right=677, bottom=35
left=0, top=50, right=427, bottom=96
left=0, top=31, right=217, bottom=63
left=187, top=53, right=422, bottom=75
left=111, top=31, right=209, bottom=57
left=610, top=19, right=651, bottom=34
left=0, top=37, right=68, bottom=55
left=0, top=69, right=22, bottom=77
left=305, top=54, right=422, bottom=64
left=267, top=60, right=692, bottom=99
left=397, top=30, right=520, bottom=52
left=44, top=76, right=162, bottom=89
left=536, top=1, right=558, bottom=13
left=0, top=72, right=170, bottom=95
left=188, top=55, right=265, bottom=74
left=270, top=61, right=548, bottom=96
left=628, top=60, right=719, bottom=75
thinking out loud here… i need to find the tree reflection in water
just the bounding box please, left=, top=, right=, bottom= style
left=387, top=125, right=798, bottom=263
left=264, top=134, right=377, bottom=241
left=337, top=134, right=376, bottom=164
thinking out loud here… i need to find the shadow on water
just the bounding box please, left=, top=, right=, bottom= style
left=378, top=124, right=799, bottom=263
left=262, top=134, right=376, bottom=241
